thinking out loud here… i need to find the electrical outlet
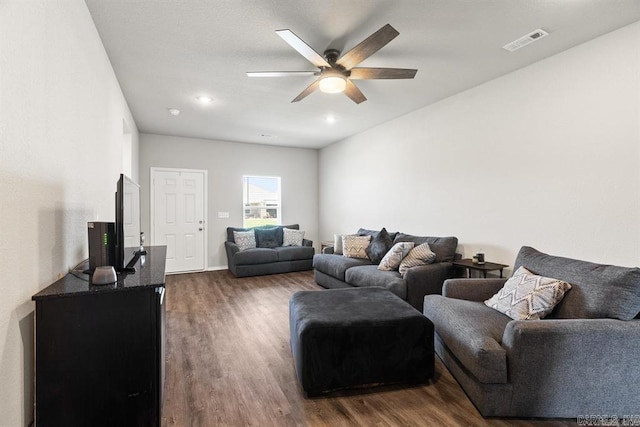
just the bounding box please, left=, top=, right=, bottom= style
left=218, top=212, right=230, bottom=219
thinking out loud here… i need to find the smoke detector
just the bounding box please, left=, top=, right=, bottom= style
left=503, top=29, right=549, bottom=52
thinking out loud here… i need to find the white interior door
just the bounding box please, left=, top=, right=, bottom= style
left=151, top=168, right=206, bottom=273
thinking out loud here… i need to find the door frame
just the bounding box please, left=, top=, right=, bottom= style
left=150, top=167, right=208, bottom=273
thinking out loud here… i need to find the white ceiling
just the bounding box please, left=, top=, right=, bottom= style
left=85, top=0, right=640, bottom=149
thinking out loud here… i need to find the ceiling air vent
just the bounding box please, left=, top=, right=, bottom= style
left=502, top=29, right=549, bottom=52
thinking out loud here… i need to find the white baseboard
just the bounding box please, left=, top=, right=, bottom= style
left=166, top=265, right=228, bottom=275
left=206, top=265, right=228, bottom=271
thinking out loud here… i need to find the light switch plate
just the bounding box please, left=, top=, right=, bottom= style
left=218, top=212, right=229, bottom=218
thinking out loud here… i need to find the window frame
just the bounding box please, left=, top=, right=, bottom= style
left=242, top=175, right=282, bottom=228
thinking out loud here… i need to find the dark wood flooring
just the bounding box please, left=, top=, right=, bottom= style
left=161, top=270, right=575, bottom=426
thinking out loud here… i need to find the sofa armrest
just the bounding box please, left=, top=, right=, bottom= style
left=404, top=262, right=456, bottom=310
left=224, top=241, right=240, bottom=255
left=302, top=239, right=313, bottom=247
left=503, top=318, right=640, bottom=357
left=224, top=241, right=240, bottom=274
left=442, top=278, right=507, bottom=301
left=502, top=319, right=640, bottom=414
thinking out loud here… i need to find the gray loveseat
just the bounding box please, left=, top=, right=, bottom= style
left=424, top=246, right=640, bottom=418
left=313, top=229, right=460, bottom=310
left=225, top=224, right=314, bottom=277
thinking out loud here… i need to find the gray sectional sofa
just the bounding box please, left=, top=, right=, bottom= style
left=313, top=228, right=460, bottom=310
left=225, top=224, right=314, bottom=277
left=424, top=246, right=640, bottom=418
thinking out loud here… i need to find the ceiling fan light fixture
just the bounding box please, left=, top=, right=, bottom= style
left=319, top=76, right=346, bottom=94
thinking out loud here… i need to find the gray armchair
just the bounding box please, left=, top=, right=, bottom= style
left=423, top=246, right=640, bottom=418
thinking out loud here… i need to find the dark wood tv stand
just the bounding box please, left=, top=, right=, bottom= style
left=32, top=246, right=167, bottom=426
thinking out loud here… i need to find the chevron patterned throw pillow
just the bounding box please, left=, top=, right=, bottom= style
left=342, top=235, right=371, bottom=259
left=485, top=266, right=572, bottom=320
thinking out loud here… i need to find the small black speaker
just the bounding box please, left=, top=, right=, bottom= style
left=88, top=221, right=115, bottom=272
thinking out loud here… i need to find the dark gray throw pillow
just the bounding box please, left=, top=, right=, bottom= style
left=255, top=227, right=280, bottom=248
left=365, top=227, right=393, bottom=264
left=358, top=227, right=398, bottom=242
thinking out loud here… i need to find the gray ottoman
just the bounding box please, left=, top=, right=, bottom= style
left=289, top=287, right=434, bottom=396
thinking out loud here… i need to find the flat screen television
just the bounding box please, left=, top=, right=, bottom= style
left=115, top=174, right=141, bottom=272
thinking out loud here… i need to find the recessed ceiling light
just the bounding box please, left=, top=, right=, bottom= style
left=168, top=108, right=181, bottom=116
left=325, top=114, right=337, bottom=124
left=197, top=95, right=213, bottom=104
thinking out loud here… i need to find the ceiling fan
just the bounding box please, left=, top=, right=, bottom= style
left=247, top=24, right=417, bottom=104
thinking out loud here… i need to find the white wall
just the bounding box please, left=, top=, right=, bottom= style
left=319, top=21, right=640, bottom=269
left=139, top=134, right=318, bottom=269
left=0, top=1, right=138, bottom=424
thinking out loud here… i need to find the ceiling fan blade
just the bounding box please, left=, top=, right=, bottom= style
left=246, top=71, right=318, bottom=78
left=291, top=79, right=320, bottom=102
left=276, top=29, right=331, bottom=68
left=343, top=80, right=367, bottom=104
left=349, top=67, right=417, bottom=80
left=337, top=24, right=400, bottom=70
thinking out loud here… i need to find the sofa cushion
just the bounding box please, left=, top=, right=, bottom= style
left=485, top=266, right=572, bottom=320
left=313, top=254, right=372, bottom=281
left=514, top=246, right=640, bottom=320
left=275, top=246, right=315, bottom=262
left=234, top=248, right=278, bottom=265
left=393, top=234, right=458, bottom=263
left=399, top=243, right=436, bottom=277
left=378, top=242, right=415, bottom=271
left=424, top=295, right=509, bottom=384
left=233, top=230, right=256, bottom=251
left=255, top=227, right=281, bottom=248
left=342, top=235, right=371, bottom=259
left=365, top=227, right=393, bottom=264
left=345, top=265, right=407, bottom=300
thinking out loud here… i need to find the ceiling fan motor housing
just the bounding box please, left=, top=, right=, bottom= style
left=323, top=49, right=341, bottom=64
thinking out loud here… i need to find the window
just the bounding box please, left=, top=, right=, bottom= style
left=243, top=175, right=281, bottom=228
